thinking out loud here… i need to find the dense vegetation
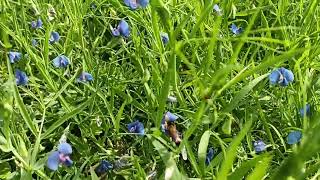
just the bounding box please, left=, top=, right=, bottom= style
left=1, top=0, right=320, bottom=179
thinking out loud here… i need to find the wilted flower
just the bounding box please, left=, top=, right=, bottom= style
left=160, top=32, right=169, bottom=45
left=124, top=0, right=149, bottom=10
left=95, top=160, right=113, bottom=175
left=31, top=18, right=43, bottom=29
left=114, top=158, right=128, bottom=169
left=205, top=147, right=214, bottom=165
left=213, top=4, right=222, bottom=16
left=15, top=69, right=28, bottom=86
left=287, top=131, right=302, bottom=145
left=111, top=20, right=130, bottom=38
left=52, top=55, right=70, bottom=68
left=161, top=111, right=179, bottom=133
left=48, top=5, right=56, bottom=21
left=230, top=23, right=243, bottom=35
left=269, top=67, right=294, bottom=86
left=31, top=39, right=38, bottom=46
left=8, top=52, right=22, bottom=63
left=127, top=120, right=145, bottom=135
left=49, top=32, right=60, bottom=44
left=77, top=72, right=93, bottom=82
left=161, top=112, right=181, bottom=144
left=167, top=96, right=177, bottom=103
left=300, top=104, right=311, bottom=117
left=253, top=140, right=266, bottom=153
left=47, top=143, right=73, bottom=171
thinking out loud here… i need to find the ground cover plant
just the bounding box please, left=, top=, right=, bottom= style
left=1, top=0, right=320, bottom=179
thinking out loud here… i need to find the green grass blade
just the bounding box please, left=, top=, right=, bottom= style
left=216, top=119, right=253, bottom=180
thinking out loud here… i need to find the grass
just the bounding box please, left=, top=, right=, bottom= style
left=1, top=0, right=320, bottom=179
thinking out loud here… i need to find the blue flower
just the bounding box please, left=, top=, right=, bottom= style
left=15, top=69, right=28, bottom=86
left=253, top=140, right=266, bottom=153
left=213, top=4, right=222, bottom=15
left=160, top=32, right=169, bottom=45
left=77, top=72, right=93, bottom=83
left=269, top=67, right=294, bottom=86
left=112, top=20, right=130, bottom=38
left=31, top=39, right=38, bottom=46
left=31, top=18, right=43, bottom=29
left=124, top=0, right=149, bottom=10
left=47, top=142, right=73, bottom=171
left=300, top=104, right=311, bottom=117
left=127, top=120, right=145, bottom=135
left=8, top=52, right=22, bottom=63
left=95, top=160, right=113, bottom=175
left=49, top=32, right=60, bottom=44
left=205, top=147, right=214, bottom=165
left=161, top=111, right=179, bottom=133
left=287, top=131, right=302, bottom=145
left=230, top=23, right=243, bottom=35
left=52, top=55, right=70, bottom=68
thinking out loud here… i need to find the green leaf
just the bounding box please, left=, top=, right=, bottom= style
left=229, top=154, right=270, bottom=179
left=223, top=74, right=268, bottom=113
left=42, top=98, right=92, bottom=139
left=90, top=168, right=99, bottom=180
left=198, top=130, right=211, bottom=176
left=150, top=136, right=185, bottom=179
left=217, top=119, right=253, bottom=180
left=222, top=117, right=232, bottom=135
left=247, top=155, right=273, bottom=180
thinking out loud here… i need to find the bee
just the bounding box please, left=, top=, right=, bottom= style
left=166, top=121, right=182, bottom=145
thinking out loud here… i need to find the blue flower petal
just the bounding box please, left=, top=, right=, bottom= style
left=213, top=4, right=222, bottom=15
left=118, top=20, right=130, bottom=37
left=50, top=32, right=60, bottom=44
left=77, top=72, right=93, bottom=82
left=231, top=24, right=240, bottom=35
left=160, top=32, right=169, bottom=45
left=138, top=0, right=149, bottom=8
left=124, top=0, right=138, bottom=10
left=8, top=52, right=22, bottom=63
left=52, top=55, right=70, bottom=68
left=63, top=157, right=73, bottom=167
left=282, top=68, right=294, bottom=83
left=205, top=147, right=214, bottom=165
left=254, top=140, right=266, bottom=153
left=287, top=131, right=302, bottom=145
left=58, top=143, right=72, bottom=155
left=269, top=69, right=280, bottom=85
left=15, top=69, right=29, bottom=86
left=112, top=28, right=120, bottom=36
left=47, top=151, right=60, bottom=171
left=127, top=120, right=145, bottom=135
left=164, top=112, right=179, bottom=122
left=300, top=104, right=311, bottom=117
left=95, top=160, right=113, bottom=174
left=37, top=18, right=43, bottom=28
left=31, top=21, right=37, bottom=28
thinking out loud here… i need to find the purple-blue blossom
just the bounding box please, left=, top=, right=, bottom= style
left=112, top=20, right=130, bottom=38
left=15, top=69, right=29, bottom=86
left=160, top=32, right=169, bottom=45
left=49, top=31, right=60, bottom=44
left=287, top=131, right=302, bottom=145
left=269, top=67, right=294, bottom=86
left=205, top=147, right=214, bottom=165
left=230, top=24, right=243, bottom=35
left=47, top=142, right=73, bottom=171
left=8, top=52, right=22, bottom=63
left=127, top=120, right=145, bottom=135
left=31, top=18, right=43, bottom=29
left=254, top=140, right=266, bottom=153
left=300, top=104, right=311, bottom=117
left=124, top=0, right=149, bottom=10
left=95, top=160, right=113, bottom=175
left=52, top=55, right=70, bottom=68
left=77, top=72, right=93, bottom=83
